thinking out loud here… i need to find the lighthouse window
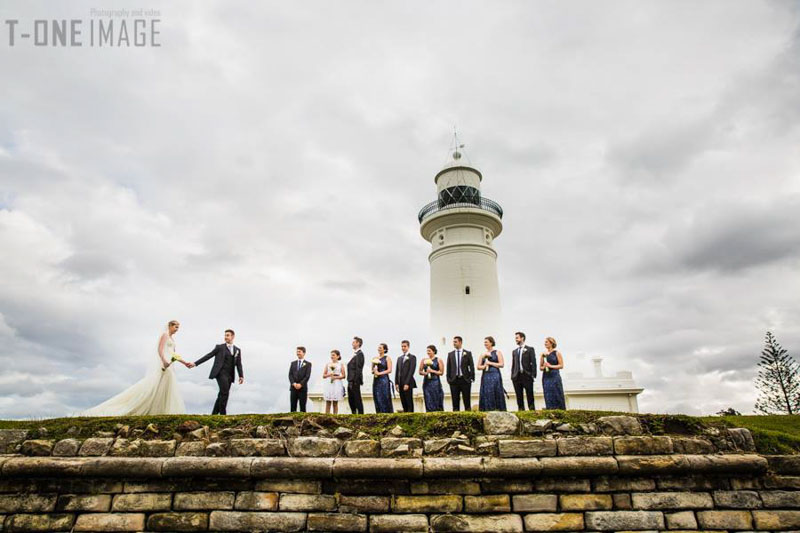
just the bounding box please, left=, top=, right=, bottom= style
left=465, top=286, right=470, bottom=295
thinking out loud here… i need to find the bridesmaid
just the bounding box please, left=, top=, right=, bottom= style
left=478, top=336, right=507, bottom=411
left=372, top=343, right=394, bottom=413
left=419, top=345, right=444, bottom=412
left=540, top=337, right=566, bottom=409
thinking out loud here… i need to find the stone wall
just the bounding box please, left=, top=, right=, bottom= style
left=0, top=414, right=798, bottom=532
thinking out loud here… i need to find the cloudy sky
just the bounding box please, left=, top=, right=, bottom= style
left=1, top=1, right=798, bottom=419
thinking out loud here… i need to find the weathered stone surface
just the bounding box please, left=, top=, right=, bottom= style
left=522, top=512, right=584, bottom=531
left=0, top=494, right=56, bottom=513
left=560, top=494, right=614, bottom=511
left=617, top=454, right=690, bottom=475
left=204, top=442, right=228, bottom=456
left=632, top=492, right=714, bottom=510
left=423, top=438, right=470, bottom=454
left=147, top=512, right=208, bottom=531
left=209, top=511, right=307, bottom=531
left=535, top=477, right=591, bottom=493
left=665, top=511, right=698, bottom=529
left=594, top=476, right=656, bottom=492
left=483, top=457, right=541, bottom=477
left=176, top=441, right=206, bottom=457
left=727, top=427, right=756, bottom=451
left=325, top=479, right=410, bottom=495
left=333, top=426, right=353, bottom=439
left=111, top=493, right=172, bottom=511
left=334, top=458, right=423, bottom=478
left=140, top=439, right=176, bottom=457
left=381, top=437, right=423, bottom=457
left=174, top=491, right=235, bottom=510
left=768, top=455, right=800, bottom=475
left=557, top=436, right=613, bottom=456
left=540, top=456, right=618, bottom=475
left=696, top=510, right=753, bottom=530
left=20, top=439, right=54, bottom=456
left=411, top=479, right=481, bottom=495
left=761, top=489, right=800, bottom=508
left=0, top=429, right=29, bottom=453
left=713, top=490, right=762, bottom=508
left=56, top=494, right=111, bottom=512
left=524, top=418, right=554, bottom=434
left=752, top=510, right=800, bottom=529
left=730, top=477, right=760, bottom=490
left=108, top=438, right=142, bottom=457
left=498, top=439, right=557, bottom=458
left=177, top=420, right=203, bottom=433
left=78, top=437, right=115, bottom=456
left=424, top=457, right=484, bottom=477
left=73, top=512, right=146, bottom=531
left=613, top=493, right=632, bottom=510
left=162, top=457, right=252, bottom=477
left=512, top=493, right=558, bottom=512
left=230, top=438, right=285, bottom=456
left=394, top=494, right=462, bottom=513
left=388, top=425, right=405, bottom=437
left=307, top=512, right=367, bottom=532
left=369, top=514, right=429, bottom=532
left=280, top=493, right=337, bottom=511
left=584, top=510, right=665, bottom=530
left=344, top=440, right=380, bottom=457
left=672, top=437, right=715, bottom=454
left=481, top=480, right=534, bottom=494
left=484, top=412, right=520, bottom=435
left=80, top=457, right=164, bottom=478
left=255, top=479, right=321, bottom=493
left=431, top=513, right=524, bottom=532
left=464, top=494, right=510, bottom=513
left=657, top=475, right=730, bottom=491
left=763, top=475, right=800, bottom=489
left=614, top=436, right=674, bottom=455
left=596, top=415, right=643, bottom=435
left=288, top=436, right=341, bottom=457
left=5, top=513, right=74, bottom=532
left=234, top=491, right=279, bottom=510
left=252, top=457, right=333, bottom=478
left=122, top=480, right=178, bottom=493
left=339, top=495, right=390, bottom=513
left=1, top=457, right=83, bottom=477
left=52, top=438, right=82, bottom=456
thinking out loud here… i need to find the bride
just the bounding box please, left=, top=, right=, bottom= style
left=81, top=320, right=190, bottom=416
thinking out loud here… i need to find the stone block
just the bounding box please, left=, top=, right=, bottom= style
left=339, top=495, right=390, bottom=513
left=594, top=476, right=656, bottom=492
left=208, top=511, right=307, bottom=531
left=255, top=479, right=321, bottom=493
left=499, top=439, right=557, bottom=458
left=0, top=494, right=56, bottom=513
left=768, top=455, right=800, bottom=475
left=584, top=510, right=665, bottom=530
left=393, top=494, right=462, bottom=513
left=334, top=458, right=423, bottom=478
left=540, top=456, right=618, bottom=475
left=280, top=493, right=337, bottom=511
left=431, top=513, right=524, bottom=532
left=762, top=475, right=800, bottom=489
left=52, top=438, right=82, bottom=456
left=535, top=477, right=591, bottom=493
left=596, top=415, right=643, bottom=435
left=0, top=429, right=29, bottom=453
left=147, top=512, right=209, bottom=531
left=56, top=494, right=111, bottom=512
left=140, top=439, right=177, bottom=457
left=307, top=512, right=367, bottom=532
left=287, top=436, right=341, bottom=457
left=163, top=457, right=252, bottom=477
left=665, top=511, right=697, bottom=529
left=557, top=436, right=614, bottom=456
left=381, top=437, right=423, bottom=457
left=229, top=438, right=285, bottom=456
left=696, top=510, right=753, bottom=529
left=522, top=512, right=584, bottom=531
left=614, top=436, right=674, bottom=455
left=369, top=513, right=429, bottom=532
left=78, top=437, right=115, bottom=456
left=423, top=457, right=484, bottom=477
left=484, top=457, right=542, bottom=477
left=80, top=457, right=164, bottom=478
left=752, top=510, right=800, bottom=530
left=672, top=437, right=715, bottom=454
left=761, top=490, right=800, bottom=508
left=614, top=493, right=633, bottom=510
left=234, top=491, right=279, bottom=510
left=1, top=457, right=83, bottom=477
left=713, top=490, right=762, bottom=509
left=112, top=493, right=172, bottom=511
left=412, top=479, right=480, bottom=495
left=560, top=493, right=613, bottom=510
left=512, top=494, right=557, bottom=512
left=657, top=475, right=730, bottom=491
left=108, top=438, right=141, bottom=457
left=482, top=480, right=534, bottom=493
left=325, top=479, right=409, bottom=495
left=73, top=513, right=146, bottom=531
left=174, top=491, right=235, bottom=510
left=484, top=411, right=520, bottom=435
left=20, top=439, right=54, bottom=456
left=632, top=492, right=714, bottom=510
left=176, top=441, right=206, bottom=456
left=344, top=440, right=380, bottom=457
left=4, top=513, right=74, bottom=532
left=251, top=457, right=332, bottom=478
left=464, top=494, right=510, bottom=513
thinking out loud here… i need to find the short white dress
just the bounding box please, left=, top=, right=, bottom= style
left=323, top=361, right=345, bottom=401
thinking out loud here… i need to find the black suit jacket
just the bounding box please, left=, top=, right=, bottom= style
left=511, top=345, right=537, bottom=380
left=194, top=344, right=243, bottom=380
left=446, top=349, right=475, bottom=383
left=395, top=353, right=417, bottom=388
left=347, top=349, right=365, bottom=385
left=289, top=359, right=312, bottom=390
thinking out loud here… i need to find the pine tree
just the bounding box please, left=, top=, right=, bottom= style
left=754, top=331, right=800, bottom=415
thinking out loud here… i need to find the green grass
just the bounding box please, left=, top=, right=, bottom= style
left=701, top=414, right=800, bottom=455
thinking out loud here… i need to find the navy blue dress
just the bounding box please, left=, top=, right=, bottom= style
left=479, top=350, right=507, bottom=411
left=542, top=350, right=566, bottom=409
left=422, top=358, right=444, bottom=412
left=372, top=356, right=394, bottom=413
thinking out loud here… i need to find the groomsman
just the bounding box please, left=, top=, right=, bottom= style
left=346, top=336, right=365, bottom=414
left=446, top=336, right=475, bottom=411
left=511, top=331, right=536, bottom=410
left=394, top=340, right=417, bottom=412
left=289, top=346, right=312, bottom=412
left=190, top=329, right=244, bottom=415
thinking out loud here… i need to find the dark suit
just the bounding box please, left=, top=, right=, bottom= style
left=346, top=349, right=365, bottom=414
left=446, top=349, right=475, bottom=411
left=194, top=344, right=243, bottom=415
left=394, top=353, right=417, bottom=412
left=511, top=344, right=537, bottom=410
left=289, top=359, right=312, bottom=412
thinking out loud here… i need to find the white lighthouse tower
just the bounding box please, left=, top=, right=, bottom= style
left=418, top=142, right=504, bottom=354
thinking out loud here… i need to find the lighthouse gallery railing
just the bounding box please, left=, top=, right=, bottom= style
left=417, top=197, right=504, bottom=223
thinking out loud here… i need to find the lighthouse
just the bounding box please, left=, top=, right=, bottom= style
left=418, top=144, right=504, bottom=354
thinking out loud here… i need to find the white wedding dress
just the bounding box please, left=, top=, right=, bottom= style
left=81, top=334, right=186, bottom=416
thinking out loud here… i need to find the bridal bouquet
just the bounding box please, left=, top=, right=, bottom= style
left=163, top=353, right=183, bottom=371
left=422, top=358, right=433, bottom=379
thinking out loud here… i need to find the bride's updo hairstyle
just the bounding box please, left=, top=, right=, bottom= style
left=168, top=320, right=180, bottom=328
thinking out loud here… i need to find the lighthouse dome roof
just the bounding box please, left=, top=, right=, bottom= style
left=435, top=150, right=483, bottom=182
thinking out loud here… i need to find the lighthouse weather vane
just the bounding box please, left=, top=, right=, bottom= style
left=451, top=127, right=465, bottom=161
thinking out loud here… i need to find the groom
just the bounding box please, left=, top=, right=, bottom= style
left=189, top=329, right=244, bottom=415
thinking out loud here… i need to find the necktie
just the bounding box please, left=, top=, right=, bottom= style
left=297, top=360, right=301, bottom=371
left=456, top=350, right=462, bottom=377
left=514, top=348, right=521, bottom=375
